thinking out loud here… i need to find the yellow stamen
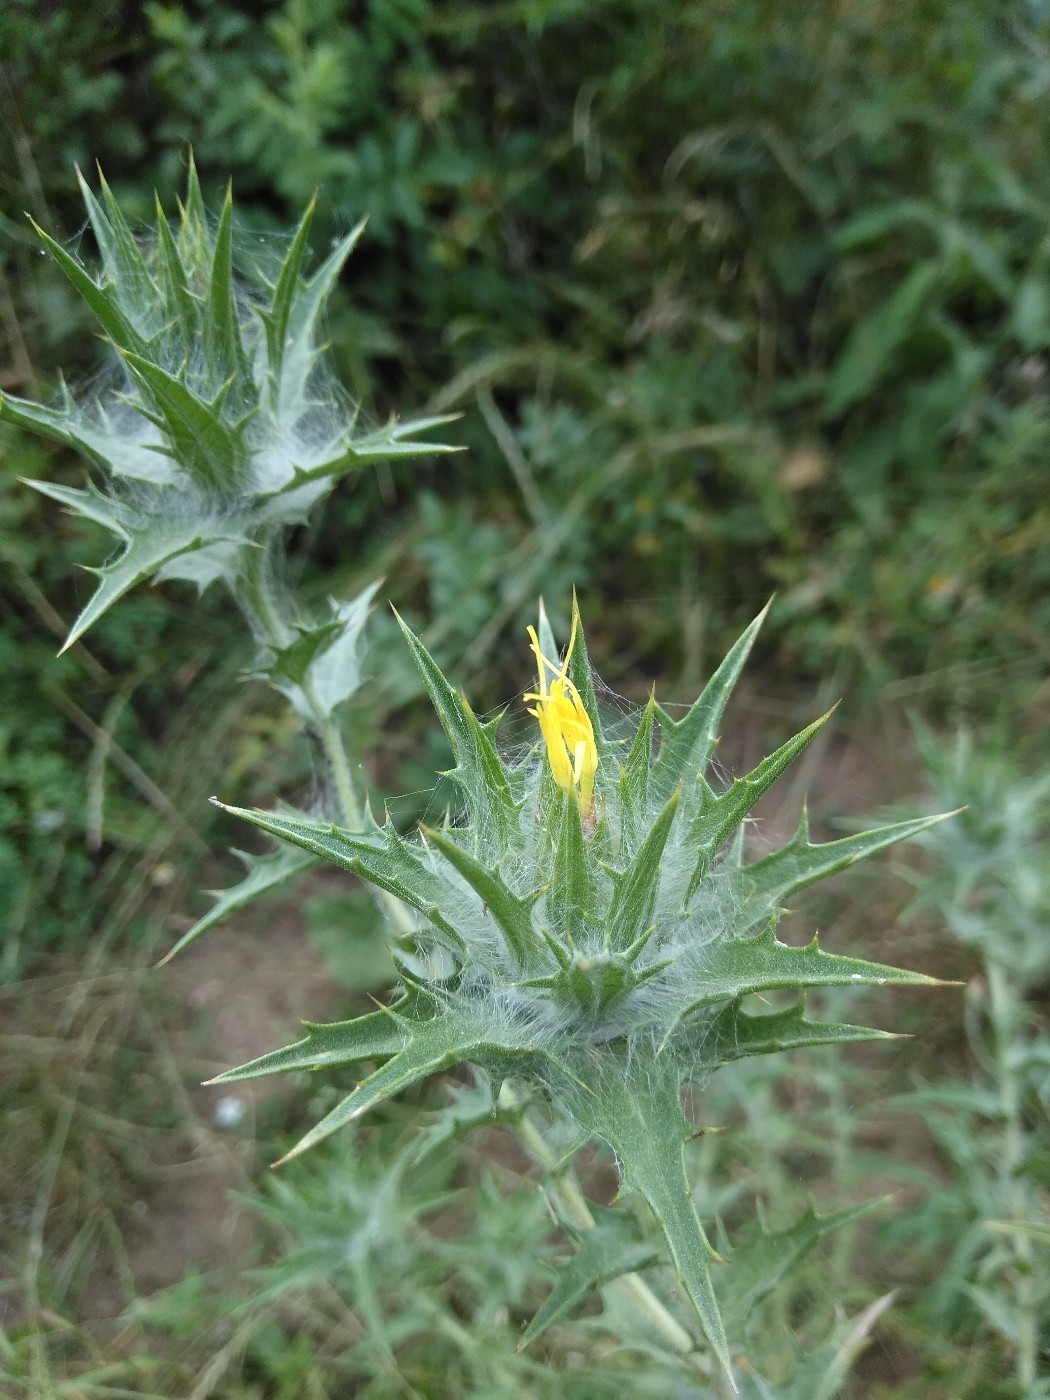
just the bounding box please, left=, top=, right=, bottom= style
left=524, top=611, right=598, bottom=812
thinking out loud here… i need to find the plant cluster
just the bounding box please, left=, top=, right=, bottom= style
left=1, top=170, right=966, bottom=1395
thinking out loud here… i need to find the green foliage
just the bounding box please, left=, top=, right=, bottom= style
left=94, top=0, right=1048, bottom=701
left=880, top=732, right=1050, bottom=1397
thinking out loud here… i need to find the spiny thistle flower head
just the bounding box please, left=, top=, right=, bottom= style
left=213, top=598, right=954, bottom=1380
left=0, top=161, right=456, bottom=650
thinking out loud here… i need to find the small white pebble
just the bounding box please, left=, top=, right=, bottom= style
left=214, top=1095, right=246, bottom=1128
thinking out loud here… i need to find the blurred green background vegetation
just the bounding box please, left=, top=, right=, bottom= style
left=1, top=1, right=1047, bottom=1395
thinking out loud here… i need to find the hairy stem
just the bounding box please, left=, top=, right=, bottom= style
left=236, top=531, right=411, bottom=932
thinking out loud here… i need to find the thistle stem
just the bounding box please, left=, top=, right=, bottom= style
left=500, top=1085, right=697, bottom=1357
left=236, top=531, right=412, bottom=933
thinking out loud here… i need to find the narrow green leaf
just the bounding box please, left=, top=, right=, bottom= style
left=267, top=415, right=462, bottom=496
left=425, top=828, right=544, bottom=969
left=31, top=222, right=144, bottom=351
left=547, top=790, right=594, bottom=948
left=694, top=998, right=900, bottom=1068
left=666, top=922, right=946, bottom=1028
left=393, top=613, right=517, bottom=854
left=652, top=601, right=771, bottom=803
left=205, top=995, right=419, bottom=1083
left=273, top=1009, right=534, bottom=1164
left=23, top=479, right=129, bottom=538
left=212, top=802, right=466, bottom=951
left=770, top=1294, right=895, bottom=1400
left=160, top=844, right=320, bottom=964
left=61, top=518, right=220, bottom=652
left=565, top=593, right=611, bottom=765
left=204, top=184, right=248, bottom=387
left=618, top=690, right=655, bottom=854
left=177, top=153, right=209, bottom=268
left=518, top=1205, right=662, bottom=1349
left=120, top=349, right=249, bottom=493
left=607, top=788, right=680, bottom=954
left=81, top=167, right=157, bottom=330
left=727, top=809, right=958, bottom=933
left=153, top=194, right=198, bottom=344
left=0, top=390, right=89, bottom=456
left=687, top=710, right=833, bottom=883
left=262, top=195, right=316, bottom=391
left=279, top=219, right=367, bottom=413
left=825, top=261, right=940, bottom=417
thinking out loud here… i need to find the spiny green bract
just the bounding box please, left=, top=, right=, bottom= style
left=0, top=163, right=456, bottom=651
left=213, top=599, right=952, bottom=1382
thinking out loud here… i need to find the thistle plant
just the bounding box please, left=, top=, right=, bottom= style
left=210, top=597, right=953, bottom=1383
left=0, top=159, right=454, bottom=652
left=5, top=169, right=957, bottom=1391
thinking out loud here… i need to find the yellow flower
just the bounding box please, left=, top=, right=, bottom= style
left=524, top=612, right=598, bottom=813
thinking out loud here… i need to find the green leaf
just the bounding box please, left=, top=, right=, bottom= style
left=256, top=582, right=380, bottom=718
left=79, top=166, right=158, bottom=335
left=159, top=843, right=320, bottom=964
left=726, top=809, right=957, bottom=933
left=119, top=349, right=251, bottom=494
left=266, top=415, right=463, bottom=497
left=31, top=221, right=145, bottom=352
left=300, top=581, right=380, bottom=719
left=393, top=613, right=517, bottom=855
left=565, top=594, right=611, bottom=765
left=686, top=709, right=834, bottom=888
left=1013, top=271, right=1050, bottom=352
left=274, top=1007, right=535, bottom=1164
left=263, top=620, right=346, bottom=687
left=763, top=1294, right=895, bottom=1400
left=825, top=261, right=940, bottom=416
left=652, top=601, right=770, bottom=803
left=212, top=802, right=466, bottom=952
left=278, top=219, right=367, bottom=414
left=23, top=479, right=129, bottom=538
left=425, top=828, right=545, bottom=969
left=204, top=184, right=248, bottom=388
left=402, top=1075, right=505, bottom=1168
left=547, top=790, right=594, bottom=949
left=0, top=390, right=91, bottom=457
left=61, top=517, right=228, bottom=651
left=607, top=788, right=680, bottom=954
left=665, top=922, right=945, bottom=1029
left=720, top=1199, right=885, bottom=1333
left=153, top=194, right=198, bottom=345
left=518, top=1205, right=662, bottom=1349
left=205, top=995, right=419, bottom=1083
left=693, top=998, right=900, bottom=1067
left=618, top=690, right=655, bottom=852
left=178, top=153, right=209, bottom=260
left=554, top=1051, right=733, bottom=1382
left=261, top=195, right=317, bottom=393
